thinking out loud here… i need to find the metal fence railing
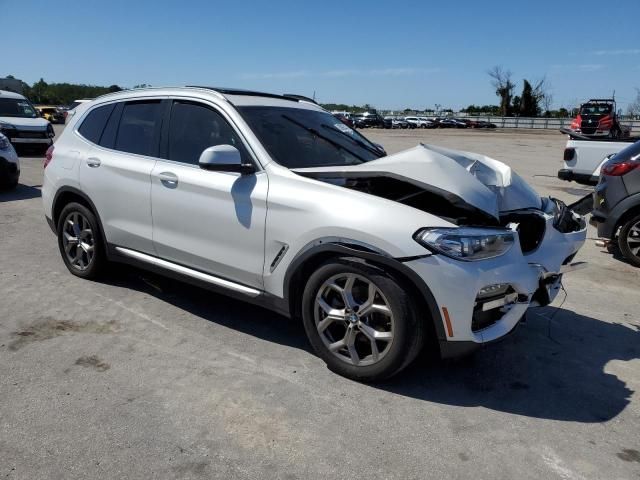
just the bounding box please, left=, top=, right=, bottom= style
left=453, top=116, right=640, bottom=133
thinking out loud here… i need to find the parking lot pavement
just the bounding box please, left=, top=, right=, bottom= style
left=1, top=125, right=639, bottom=479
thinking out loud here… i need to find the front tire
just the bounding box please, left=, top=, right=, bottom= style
left=57, top=202, right=107, bottom=279
left=302, top=260, right=425, bottom=382
left=618, top=214, right=640, bottom=267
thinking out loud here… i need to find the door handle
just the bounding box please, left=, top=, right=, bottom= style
left=86, top=157, right=101, bottom=168
left=158, top=171, right=179, bottom=188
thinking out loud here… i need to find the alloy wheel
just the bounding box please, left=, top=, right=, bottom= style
left=625, top=220, right=640, bottom=258
left=62, top=211, right=95, bottom=271
left=314, top=273, right=394, bottom=366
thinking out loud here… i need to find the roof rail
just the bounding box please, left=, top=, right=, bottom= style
left=185, top=86, right=317, bottom=104
left=93, top=86, right=315, bottom=104
left=282, top=93, right=318, bottom=105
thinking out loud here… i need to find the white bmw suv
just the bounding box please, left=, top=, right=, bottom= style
left=43, top=87, right=587, bottom=381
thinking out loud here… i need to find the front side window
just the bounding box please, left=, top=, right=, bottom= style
left=167, top=101, right=246, bottom=165
left=115, top=101, right=161, bottom=156
left=78, top=104, right=115, bottom=144
left=0, top=98, right=38, bottom=118
left=238, top=106, right=384, bottom=169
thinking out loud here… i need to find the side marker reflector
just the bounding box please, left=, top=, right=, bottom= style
left=442, top=307, right=454, bottom=337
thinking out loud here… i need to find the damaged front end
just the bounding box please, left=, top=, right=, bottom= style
left=294, top=143, right=587, bottom=344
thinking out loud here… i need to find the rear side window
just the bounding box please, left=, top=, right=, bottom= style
left=115, top=101, right=162, bottom=157
left=78, top=104, right=115, bottom=144
left=167, top=101, right=247, bottom=165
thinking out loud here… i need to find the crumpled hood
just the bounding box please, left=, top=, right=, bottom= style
left=294, top=144, right=542, bottom=219
left=0, top=116, right=50, bottom=130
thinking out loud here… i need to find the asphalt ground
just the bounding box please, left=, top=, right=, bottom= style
left=0, top=125, right=638, bottom=479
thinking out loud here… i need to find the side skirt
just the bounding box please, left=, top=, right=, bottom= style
left=106, top=245, right=291, bottom=318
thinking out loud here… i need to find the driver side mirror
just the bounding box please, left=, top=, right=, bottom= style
left=198, top=145, right=255, bottom=175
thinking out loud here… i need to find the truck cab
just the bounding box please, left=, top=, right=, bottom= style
left=569, top=99, right=629, bottom=139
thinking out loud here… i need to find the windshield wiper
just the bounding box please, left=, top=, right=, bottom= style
left=281, top=114, right=366, bottom=163
left=321, top=124, right=385, bottom=158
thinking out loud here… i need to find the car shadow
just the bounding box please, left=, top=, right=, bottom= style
left=102, top=265, right=639, bottom=423
left=383, top=307, right=639, bottom=423
left=0, top=184, right=42, bottom=202
left=102, top=265, right=311, bottom=352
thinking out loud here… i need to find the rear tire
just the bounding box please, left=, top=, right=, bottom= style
left=301, top=260, right=425, bottom=382
left=57, top=202, right=107, bottom=279
left=618, top=214, right=640, bottom=267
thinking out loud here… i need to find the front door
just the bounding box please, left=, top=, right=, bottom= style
left=150, top=99, right=267, bottom=290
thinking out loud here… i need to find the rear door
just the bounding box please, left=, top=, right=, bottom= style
left=78, top=99, right=164, bottom=254
left=150, top=98, right=267, bottom=289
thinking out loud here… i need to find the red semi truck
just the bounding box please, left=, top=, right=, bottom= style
left=569, top=98, right=630, bottom=139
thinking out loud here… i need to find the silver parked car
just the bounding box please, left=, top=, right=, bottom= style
left=42, top=87, right=586, bottom=381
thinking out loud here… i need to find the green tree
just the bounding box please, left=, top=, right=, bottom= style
left=519, top=80, right=539, bottom=117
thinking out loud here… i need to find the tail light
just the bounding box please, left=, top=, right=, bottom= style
left=570, top=115, right=581, bottom=130
left=44, top=145, right=54, bottom=169
left=563, top=148, right=575, bottom=161
left=602, top=159, right=640, bottom=176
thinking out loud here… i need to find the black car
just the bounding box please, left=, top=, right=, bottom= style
left=439, top=118, right=467, bottom=128
left=591, top=140, right=640, bottom=266
left=353, top=112, right=384, bottom=128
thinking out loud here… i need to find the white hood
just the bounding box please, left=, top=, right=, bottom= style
left=294, top=144, right=542, bottom=219
left=0, top=116, right=50, bottom=130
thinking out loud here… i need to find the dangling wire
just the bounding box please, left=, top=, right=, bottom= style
left=546, top=281, right=568, bottom=343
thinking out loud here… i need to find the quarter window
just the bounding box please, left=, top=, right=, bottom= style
left=167, top=101, right=246, bottom=165
left=115, top=101, right=161, bottom=156
left=78, top=104, right=115, bottom=144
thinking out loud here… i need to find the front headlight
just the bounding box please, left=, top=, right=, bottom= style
left=0, top=133, right=9, bottom=150
left=414, top=227, right=515, bottom=261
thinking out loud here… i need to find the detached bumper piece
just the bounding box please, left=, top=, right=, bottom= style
left=552, top=198, right=586, bottom=233
left=472, top=286, right=527, bottom=332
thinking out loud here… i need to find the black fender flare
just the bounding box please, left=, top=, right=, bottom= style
left=598, top=192, right=640, bottom=238
left=282, top=241, right=447, bottom=342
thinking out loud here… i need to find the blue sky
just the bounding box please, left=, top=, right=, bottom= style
left=5, top=0, right=640, bottom=110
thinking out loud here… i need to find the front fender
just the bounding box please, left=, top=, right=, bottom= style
left=278, top=240, right=446, bottom=342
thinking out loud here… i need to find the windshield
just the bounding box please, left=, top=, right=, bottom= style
left=580, top=104, right=612, bottom=116
left=0, top=98, right=38, bottom=118
left=238, top=106, right=384, bottom=168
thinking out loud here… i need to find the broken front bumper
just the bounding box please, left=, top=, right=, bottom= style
left=403, top=208, right=586, bottom=352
